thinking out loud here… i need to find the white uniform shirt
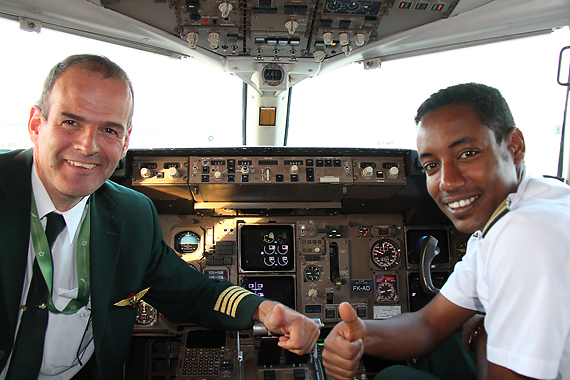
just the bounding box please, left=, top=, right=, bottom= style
left=0, top=166, right=94, bottom=380
left=441, top=175, right=570, bottom=379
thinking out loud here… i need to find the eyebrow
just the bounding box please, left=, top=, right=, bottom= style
left=418, top=136, right=476, bottom=161
left=60, top=112, right=126, bottom=132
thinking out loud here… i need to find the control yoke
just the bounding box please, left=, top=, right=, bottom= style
left=420, top=235, right=441, bottom=296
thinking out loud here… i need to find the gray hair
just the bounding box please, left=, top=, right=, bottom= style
left=36, top=54, right=134, bottom=128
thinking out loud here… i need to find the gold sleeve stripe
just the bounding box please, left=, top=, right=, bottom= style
left=219, top=287, right=245, bottom=314
left=221, top=289, right=251, bottom=315
left=229, top=292, right=251, bottom=317
left=214, top=286, right=254, bottom=316
left=214, top=286, right=241, bottom=312
left=223, top=288, right=249, bottom=314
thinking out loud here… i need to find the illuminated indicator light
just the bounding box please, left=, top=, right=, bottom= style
left=432, top=3, right=444, bottom=11
left=398, top=2, right=411, bottom=9
left=203, top=18, right=208, bottom=23
left=259, top=107, right=276, bottom=126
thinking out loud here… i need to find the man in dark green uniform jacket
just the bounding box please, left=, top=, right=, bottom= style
left=0, top=54, right=319, bottom=380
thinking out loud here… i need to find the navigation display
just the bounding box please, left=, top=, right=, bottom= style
left=240, top=224, right=294, bottom=271
left=240, top=276, right=295, bottom=308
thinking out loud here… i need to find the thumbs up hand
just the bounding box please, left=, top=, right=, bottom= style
left=322, top=302, right=366, bottom=380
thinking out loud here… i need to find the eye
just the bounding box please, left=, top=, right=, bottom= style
left=459, top=150, right=479, bottom=159
left=422, top=162, right=439, bottom=173
left=62, top=120, right=78, bottom=126
left=104, top=127, right=119, bottom=136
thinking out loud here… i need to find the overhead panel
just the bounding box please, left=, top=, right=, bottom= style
left=101, top=0, right=459, bottom=61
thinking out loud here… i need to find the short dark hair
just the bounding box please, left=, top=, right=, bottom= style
left=36, top=54, right=134, bottom=128
left=414, top=83, right=515, bottom=144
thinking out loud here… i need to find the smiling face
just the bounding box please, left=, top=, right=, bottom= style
left=28, top=66, right=132, bottom=211
left=416, top=104, right=525, bottom=234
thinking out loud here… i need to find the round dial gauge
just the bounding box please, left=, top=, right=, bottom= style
left=304, top=265, right=321, bottom=282
left=135, top=301, right=157, bottom=325
left=347, top=2, right=359, bottom=10
left=371, top=239, right=400, bottom=269
left=174, top=231, right=201, bottom=255
left=376, top=281, right=396, bottom=302
left=357, top=225, right=370, bottom=237
left=326, top=0, right=341, bottom=10
left=261, top=64, right=285, bottom=87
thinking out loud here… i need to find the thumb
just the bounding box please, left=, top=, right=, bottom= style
left=338, top=302, right=365, bottom=342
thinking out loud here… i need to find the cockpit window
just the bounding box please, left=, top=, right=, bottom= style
left=0, top=17, right=243, bottom=150
left=288, top=27, right=570, bottom=176
left=0, top=15, right=568, bottom=176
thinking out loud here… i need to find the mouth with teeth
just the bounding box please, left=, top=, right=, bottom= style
left=67, top=160, right=97, bottom=170
left=447, top=196, right=478, bottom=210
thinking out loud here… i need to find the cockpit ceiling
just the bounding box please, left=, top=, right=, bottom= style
left=1, top=0, right=568, bottom=79
left=102, top=0, right=461, bottom=61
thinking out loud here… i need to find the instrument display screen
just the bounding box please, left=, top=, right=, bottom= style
left=240, top=276, right=295, bottom=308
left=240, top=224, right=294, bottom=271
left=185, top=329, right=226, bottom=349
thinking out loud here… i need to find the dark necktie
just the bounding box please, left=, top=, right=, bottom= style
left=6, top=212, right=66, bottom=379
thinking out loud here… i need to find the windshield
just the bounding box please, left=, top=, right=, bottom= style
left=288, top=28, right=570, bottom=178
left=0, top=17, right=244, bottom=149
left=1, top=16, right=568, bottom=176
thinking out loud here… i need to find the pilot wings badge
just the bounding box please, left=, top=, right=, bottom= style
left=114, top=287, right=151, bottom=307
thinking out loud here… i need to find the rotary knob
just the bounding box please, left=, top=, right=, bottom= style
left=187, top=32, right=198, bottom=49
left=388, top=166, right=399, bottom=179
left=361, top=166, right=373, bottom=179
left=308, top=288, right=318, bottom=298
left=290, top=165, right=299, bottom=174
left=140, top=167, right=152, bottom=179
left=214, top=171, right=222, bottom=180
left=285, top=20, right=299, bottom=35
left=208, top=32, right=220, bottom=49
left=218, top=2, right=233, bottom=18
left=167, top=167, right=179, bottom=179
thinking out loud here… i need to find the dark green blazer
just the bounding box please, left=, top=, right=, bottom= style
left=0, top=149, right=263, bottom=379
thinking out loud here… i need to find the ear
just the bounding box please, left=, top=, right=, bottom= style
left=28, top=106, right=44, bottom=146
left=506, top=127, right=525, bottom=164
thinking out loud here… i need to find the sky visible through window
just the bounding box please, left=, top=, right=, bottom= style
left=0, top=16, right=568, bottom=176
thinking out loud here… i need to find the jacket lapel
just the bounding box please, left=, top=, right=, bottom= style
left=0, top=149, right=33, bottom=334
left=88, top=185, right=125, bottom=353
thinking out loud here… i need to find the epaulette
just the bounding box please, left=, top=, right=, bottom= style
left=482, top=197, right=511, bottom=237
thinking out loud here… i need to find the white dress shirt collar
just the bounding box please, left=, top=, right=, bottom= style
left=31, top=164, right=89, bottom=244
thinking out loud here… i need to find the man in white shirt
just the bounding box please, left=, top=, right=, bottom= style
left=322, top=83, right=570, bottom=380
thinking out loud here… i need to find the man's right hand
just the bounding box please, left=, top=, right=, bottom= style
left=322, top=302, right=366, bottom=380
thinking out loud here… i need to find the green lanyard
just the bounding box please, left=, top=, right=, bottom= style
left=29, top=194, right=91, bottom=314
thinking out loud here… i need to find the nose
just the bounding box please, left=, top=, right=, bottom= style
left=74, top=126, right=100, bottom=155
left=439, top=162, right=465, bottom=192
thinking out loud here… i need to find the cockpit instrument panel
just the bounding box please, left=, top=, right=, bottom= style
left=122, top=148, right=470, bottom=380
